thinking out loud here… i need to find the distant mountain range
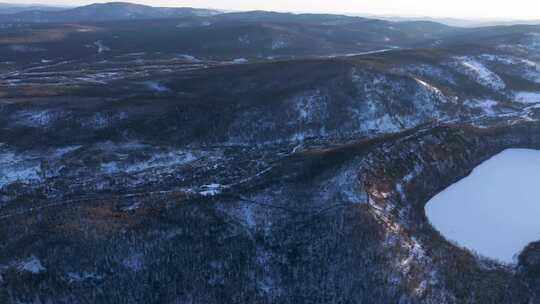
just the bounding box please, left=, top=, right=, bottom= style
left=0, top=2, right=538, bottom=27
left=0, top=2, right=221, bottom=23
left=373, top=15, right=540, bottom=28
left=0, top=2, right=69, bottom=14
left=0, top=7, right=465, bottom=63
left=2, top=1, right=540, bottom=67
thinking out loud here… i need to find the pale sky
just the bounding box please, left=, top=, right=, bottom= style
left=8, top=0, right=540, bottom=20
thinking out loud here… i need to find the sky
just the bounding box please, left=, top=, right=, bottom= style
left=8, top=0, right=540, bottom=20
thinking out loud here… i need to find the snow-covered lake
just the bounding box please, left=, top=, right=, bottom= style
left=425, top=149, right=540, bottom=264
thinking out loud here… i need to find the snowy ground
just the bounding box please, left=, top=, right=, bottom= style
left=453, top=56, right=506, bottom=90
left=514, top=91, right=540, bottom=104
left=425, top=149, right=540, bottom=264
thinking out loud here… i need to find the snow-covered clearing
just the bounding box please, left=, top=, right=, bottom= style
left=454, top=57, right=505, bottom=90
left=425, top=149, right=540, bottom=264
left=514, top=91, right=540, bottom=104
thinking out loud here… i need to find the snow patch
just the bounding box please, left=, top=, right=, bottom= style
left=294, top=90, right=328, bottom=123
left=415, top=78, right=447, bottom=103
left=101, top=151, right=197, bottom=175
left=222, top=202, right=258, bottom=229
left=319, top=165, right=367, bottom=204
left=454, top=57, right=505, bottom=90
left=128, top=152, right=196, bottom=173
left=54, top=145, right=82, bottom=157
left=404, top=64, right=456, bottom=85
left=415, top=78, right=441, bottom=94
left=200, top=183, right=225, bottom=196
left=290, top=131, right=315, bottom=142
left=81, top=112, right=128, bottom=130
left=271, top=39, right=288, bottom=50
left=145, top=81, right=170, bottom=93
left=100, top=161, right=119, bottom=174
left=94, top=40, right=110, bottom=54
left=177, top=54, right=201, bottom=62
left=232, top=58, right=249, bottom=64
left=0, top=151, right=41, bottom=188
left=362, top=113, right=402, bottom=134
left=67, top=271, right=103, bottom=283
left=238, top=203, right=256, bottom=228
left=17, top=256, right=45, bottom=274
left=464, top=99, right=499, bottom=116
left=481, top=54, right=540, bottom=83
left=523, top=32, right=540, bottom=50
left=514, top=91, right=540, bottom=104
left=14, top=110, right=58, bottom=128
left=403, top=163, right=423, bottom=183
left=398, top=237, right=426, bottom=274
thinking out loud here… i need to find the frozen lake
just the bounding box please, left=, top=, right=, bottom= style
left=425, top=149, right=540, bottom=264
